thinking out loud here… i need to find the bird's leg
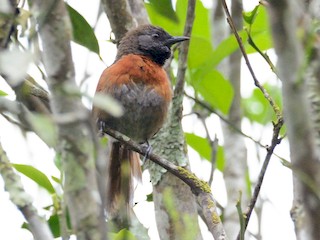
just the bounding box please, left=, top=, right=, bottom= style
left=141, top=140, right=152, bottom=164
left=97, top=120, right=105, bottom=137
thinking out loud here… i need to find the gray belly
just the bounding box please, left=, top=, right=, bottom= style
left=105, top=83, right=169, bottom=142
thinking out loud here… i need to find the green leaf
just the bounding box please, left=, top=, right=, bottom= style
left=48, top=211, right=71, bottom=238
left=54, top=153, right=62, bottom=171
left=146, top=1, right=183, bottom=35
left=245, top=171, right=252, bottom=197
left=242, top=5, right=259, bottom=25
left=109, top=229, right=137, bottom=240
left=21, top=222, right=29, bottom=231
left=185, top=0, right=211, bottom=39
left=194, top=30, right=246, bottom=73
left=185, top=133, right=225, bottom=172
left=148, top=0, right=178, bottom=22
left=243, top=5, right=273, bottom=53
left=243, top=83, right=282, bottom=124
left=51, top=176, right=61, bottom=184
left=147, top=0, right=210, bottom=37
left=146, top=193, right=153, bottom=202
left=67, top=4, right=100, bottom=55
left=247, top=5, right=269, bottom=34
left=191, top=70, right=234, bottom=114
left=185, top=133, right=211, bottom=160
left=243, top=88, right=270, bottom=124
left=28, top=113, right=58, bottom=147
left=245, top=30, right=273, bottom=54
left=216, top=146, right=225, bottom=172
left=13, top=164, right=55, bottom=194
left=188, top=36, right=214, bottom=69
left=182, top=0, right=212, bottom=68
left=0, top=89, right=8, bottom=96
left=48, top=214, right=60, bottom=238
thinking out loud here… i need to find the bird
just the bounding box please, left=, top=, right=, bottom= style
left=92, top=24, right=189, bottom=226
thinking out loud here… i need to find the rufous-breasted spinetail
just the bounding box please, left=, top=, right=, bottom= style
left=92, top=24, right=189, bottom=225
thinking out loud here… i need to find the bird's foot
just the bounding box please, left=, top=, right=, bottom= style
left=141, top=141, right=152, bottom=164
left=97, top=120, right=106, bottom=137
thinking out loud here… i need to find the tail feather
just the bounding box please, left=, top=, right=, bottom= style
left=129, top=149, right=142, bottom=183
left=105, top=140, right=142, bottom=225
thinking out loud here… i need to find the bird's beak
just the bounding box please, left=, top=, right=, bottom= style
left=165, top=36, right=189, bottom=46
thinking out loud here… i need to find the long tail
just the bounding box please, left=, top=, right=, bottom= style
left=106, top=140, right=142, bottom=226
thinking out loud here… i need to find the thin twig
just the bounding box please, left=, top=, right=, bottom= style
left=236, top=191, right=245, bottom=240
left=236, top=118, right=284, bottom=240
left=185, top=92, right=265, bottom=147
left=246, top=30, right=277, bottom=74
left=220, top=1, right=285, bottom=238
left=174, top=0, right=196, bottom=98
left=208, top=135, right=219, bottom=185
left=185, top=93, right=289, bottom=164
left=221, top=0, right=282, bottom=120
left=197, top=113, right=219, bottom=185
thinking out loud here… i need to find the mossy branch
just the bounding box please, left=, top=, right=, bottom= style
left=102, top=128, right=229, bottom=240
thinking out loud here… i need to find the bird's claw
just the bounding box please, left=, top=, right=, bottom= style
left=141, top=141, right=152, bottom=164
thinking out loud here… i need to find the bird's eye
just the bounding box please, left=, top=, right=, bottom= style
left=152, top=33, right=159, bottom=39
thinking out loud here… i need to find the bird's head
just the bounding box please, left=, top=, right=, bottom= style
left=116, top=25, right=189, bottom=66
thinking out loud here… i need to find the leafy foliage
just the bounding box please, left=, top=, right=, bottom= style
left=243, top=5, right=273, bottom=53
left=185, top=133, right=225, bottom=172
left=243, top=83, right=282, bottom=124
left=0, top=89, right=8, bottom=96
left=109, top=229, right=138, bottom=240
left=191, top=70, right=234, bottom=115
left=147, top=0, right=178, bottom=22
left=67, top=4, right=100, bottom=55
left=47, top=214, right=60, bottom=238
left=12, top=164, right=55, bottom=194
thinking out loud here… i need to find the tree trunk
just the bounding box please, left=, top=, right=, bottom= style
left=148, top=98, right=203, bottom=240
